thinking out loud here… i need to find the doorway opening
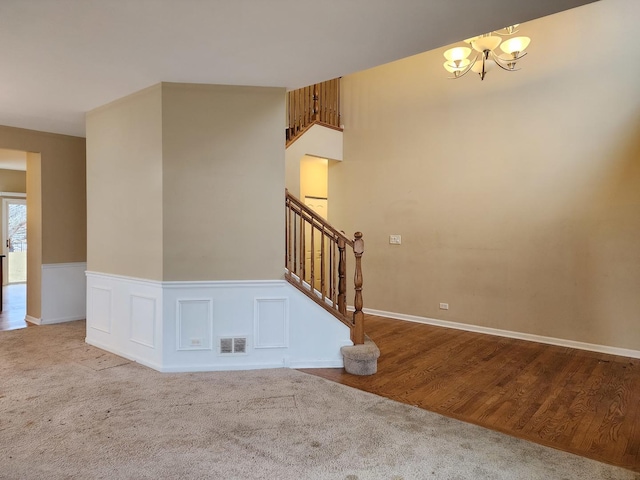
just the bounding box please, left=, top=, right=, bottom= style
left=300, top=155, right=329, bottom=291
left=0, top=148, right=28, bottom=331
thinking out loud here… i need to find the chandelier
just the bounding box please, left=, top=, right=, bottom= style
left=443, top=25, right=531, bottom=80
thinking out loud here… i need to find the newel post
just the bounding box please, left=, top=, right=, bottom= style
left=352, top=232, right=365, bottom=345
left=337, top=237, right=347, bottom=316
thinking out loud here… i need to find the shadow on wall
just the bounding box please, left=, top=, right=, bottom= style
left=579, top=115, right=640, bottom=346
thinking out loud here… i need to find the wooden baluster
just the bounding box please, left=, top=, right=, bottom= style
left=310, top=223, right=315, bottom=290
left=337, top=237, right=346, bottom=316
left=304, top=86, right=309, bottom=126
left=333, top=78, right=340, bottom=127
left=292, top=211, right=298, bottom=276
left=329, top=235, right=335, bottom=306
left=320, top=228, right=326, bottom=299
left=297, top=88, right=302, bottom=134
left=285, top=199, right=290, bottom=271
left=313, top=84, right=319, bottom=122
left=352, top=232, right=365, bottom=345
left=299, top=215, right=305, bottom=284
left=336, top=78, right=341, bottom=128
left=330, top=79, right=334, bottom=125
left=322, top=81, right=327, bottom=124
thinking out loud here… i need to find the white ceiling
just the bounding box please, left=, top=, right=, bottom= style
left=0, top=0, right=598, bottom=138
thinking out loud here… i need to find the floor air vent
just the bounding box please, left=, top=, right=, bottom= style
left=219, top=337, right=247, bottom=354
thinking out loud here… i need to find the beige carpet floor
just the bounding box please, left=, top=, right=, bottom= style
left=0, top=321, right=637, bottom=480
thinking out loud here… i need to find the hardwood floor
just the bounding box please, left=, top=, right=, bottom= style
left=301, top=314, right=640, bottom=472
left=0, top=284, right=28, bottom=331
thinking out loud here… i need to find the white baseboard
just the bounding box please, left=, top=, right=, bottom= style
left=39, top=315, right=85, bottom=325
left=25, top=315, right=41, bottom=325
left=85, top=337, right=162, bottom=371
left=361, top=307, right=640, bottom=360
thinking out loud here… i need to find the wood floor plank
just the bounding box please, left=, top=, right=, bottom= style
left=300, top=314, right=640, bottom=472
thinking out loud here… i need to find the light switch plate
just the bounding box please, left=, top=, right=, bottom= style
left=389, top=235, right=402, bottom=245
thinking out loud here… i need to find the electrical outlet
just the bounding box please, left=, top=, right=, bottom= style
left=439, top=303, right=449, bottom=310
left=389, top=235, right=402, bottom=245
left=190, top=338, right=202, bottom=346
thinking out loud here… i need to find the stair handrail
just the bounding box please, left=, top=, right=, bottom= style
left=285, top=189, right=364, bottom=344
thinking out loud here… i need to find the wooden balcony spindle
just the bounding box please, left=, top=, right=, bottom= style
left=313, top=84, right=320, bottom=122
left=286, top=201, right=291, bottom=271
left=299, top=216, right=305, bottom=283
left=320, top=230, right=326, bottom=299
left=310, top=224, right=315, bottom=287
left=337, top=237, right=346, bottom=316
left=352, top=232, right=365, bottom=345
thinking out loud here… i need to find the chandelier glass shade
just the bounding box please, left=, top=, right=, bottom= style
left=443, top=25, right=530, bottom=80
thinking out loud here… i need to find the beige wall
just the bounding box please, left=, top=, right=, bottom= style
left=162, top=83, right=285, bottom=281
left=300, top=155, right=328, bottom=203
left=285, top=124, right=342, bottom=198
left=0, top=125, right=86, bottom=319
left=86, top=85, right=164, bottom=280
left=330, top=0, right=640, bottom=350
left=26, top=153, right=42, bottom=318
left=0, top=169, right=26, bottom=192
left=87, top=83, right=285, bottom=282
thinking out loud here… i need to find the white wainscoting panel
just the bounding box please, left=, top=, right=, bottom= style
left=85, top=273, right=351, bottom=372
left=90, top=286, right=112, bottom=333
left=130, top=295, right=157, bottom=348
left=254, top=297, right=289, bottom=348
left=86, top=272, right=163, bottom=370
left=40, top=262, right=87, bottom=324
left=176, top=299, right=212, bottom=351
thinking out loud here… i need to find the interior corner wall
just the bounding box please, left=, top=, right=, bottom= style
left=285, top=123, right=343, bottom=198
left=330, top=0, right=640, bottom=351
left=26, top=152, right=42, bottom=319
left=300, top=156, right=328, bottom=204
left=161, top=83, right=285, bottom=281
left=0, top=125, right=86, bottom=322
left=86, top=84, right=164, bottom=281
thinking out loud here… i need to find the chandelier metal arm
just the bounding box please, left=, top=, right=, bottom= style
left=446, top=54, right=480, bottom=80
left=490, top=53, right=519, bottom=72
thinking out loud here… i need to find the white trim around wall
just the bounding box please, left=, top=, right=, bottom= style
left=25, top=315, right=42, bottom=325
left=0, top=192, right=26, bottom=198
left=86, top=271, right=351, bottom=373
left=357, top=307, right=640, bottom=360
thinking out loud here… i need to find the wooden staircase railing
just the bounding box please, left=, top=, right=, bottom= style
left=286, top=78, right=342, bottom=147
left=285, top=189, right=364, bottom=345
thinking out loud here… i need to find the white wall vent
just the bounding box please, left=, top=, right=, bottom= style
left=219, top=337, right=247, bottom=354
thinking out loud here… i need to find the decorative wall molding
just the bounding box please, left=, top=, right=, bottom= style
left=86, top=271, right=350, bottom=372
left=254, top=297, right=289, bottom=349
left=176, top=299, right=213, bottom=351
left=40, top=262, right=87, bottom=325
left=129, top=294, right=157, bottom=348
left=89, top=286, right=112, bottom=333
left=360, top=307, right=640, bottom=360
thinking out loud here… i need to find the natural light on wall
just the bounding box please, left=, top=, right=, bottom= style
left=443, top=25, right=531, bottom=80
